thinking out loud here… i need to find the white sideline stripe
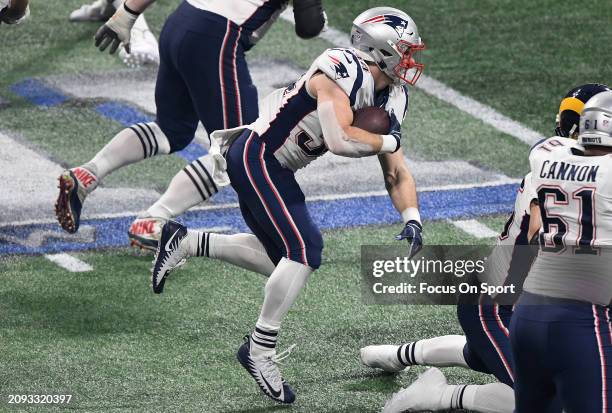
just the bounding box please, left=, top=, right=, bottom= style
left=416, top=77, right=545, bottom=145
left=44, top=253, right=93, bottom=272
left=3, top=178, right=520, bottom=228
left=452, top=219, right=498, bottom=239
left=280, top=8, right=545, bottom=146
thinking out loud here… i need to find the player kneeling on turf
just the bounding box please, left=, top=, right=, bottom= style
left=151, top=7, right=424, bottom=404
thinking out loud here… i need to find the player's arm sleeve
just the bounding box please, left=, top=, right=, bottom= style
left=313, top=49, right=399, bottom=156
left=293, top=0, right=326, bottom=39
left=318, top=101, right=384, bottom=157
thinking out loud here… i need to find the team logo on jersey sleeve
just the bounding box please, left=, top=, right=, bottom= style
left=361, top=15, right=411, bottom=37
left=329, top=55, right=349, bottom=80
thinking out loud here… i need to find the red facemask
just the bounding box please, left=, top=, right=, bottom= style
left=393, top=40, right=426, bottom=85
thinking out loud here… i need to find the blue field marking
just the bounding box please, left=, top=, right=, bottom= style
left=10, top=79, right=68, bottom=107
left=94, top=101, right=151, bottom=126
left=9, top=79, right=206, bottom=162
left=0, top=184, right=517, bottom=255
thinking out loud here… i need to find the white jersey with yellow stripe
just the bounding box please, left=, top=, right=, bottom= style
left=250, top=47, right=409, bottom=171
left=524, top=136, right=612, bottom=305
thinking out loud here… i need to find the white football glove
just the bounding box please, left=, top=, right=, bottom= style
left=94, top=3, right=138, bottom=54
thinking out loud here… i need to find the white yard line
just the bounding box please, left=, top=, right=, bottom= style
left=2, top=178, right=520, bottom=228
left=416, top=77, right=544, bottom=145
left=44, top=253, right=93, bottom=272
left=452, top=219, right=498, bottom=239
left=280, top=8, right=545, bottom=146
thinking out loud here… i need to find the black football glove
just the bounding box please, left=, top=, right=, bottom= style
left=94, top=3, right=138, bottom=54
left=396, top=220, right=423, bottom=259
left=388, top=111, right=402, bottom=152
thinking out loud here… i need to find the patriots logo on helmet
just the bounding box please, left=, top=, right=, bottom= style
left=361, top=14, right=411, bottom=38
left=329, top=55, right=349, bottom=80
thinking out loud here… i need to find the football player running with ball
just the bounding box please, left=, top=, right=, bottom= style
left=54, top=0, right=326, bottom=240
left=361, top=83, right=610, bottom=413
left=151, top=7, right=425, bottom=404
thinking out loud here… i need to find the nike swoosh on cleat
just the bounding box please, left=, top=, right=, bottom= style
left=164, top=229, right=181, bottom=252
left=260, top=374, right=282, bottom=399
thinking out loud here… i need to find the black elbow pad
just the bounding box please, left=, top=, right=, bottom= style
left=293, top=0, right=326, bottom=39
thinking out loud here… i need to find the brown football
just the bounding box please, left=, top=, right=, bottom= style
left=352, top=106, right=390, bottom=135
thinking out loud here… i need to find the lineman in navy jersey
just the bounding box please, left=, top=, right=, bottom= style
left=152, top=7, right=425, bottom=403
left=55, top=0, right=326, bottom=242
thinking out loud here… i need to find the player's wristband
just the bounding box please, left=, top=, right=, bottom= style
left=401, top=207, right=421, bottom=224
left=123, top=2, right=141, bottom=16
left=379, top=134, right=400, bottom=154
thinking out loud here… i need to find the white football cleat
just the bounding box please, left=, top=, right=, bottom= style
left=151, top=221, right=188, bottom=294
left=360, top=345, right=408, bottom=373
left=69, top=0, right=115, bottom=22
left=128, top=215, right=165, bottom=252
left=237, top=335, right=296, bottom=404
left=119, top=26, right=159, bottom=68
left=383, top=368, right=448, bottom=413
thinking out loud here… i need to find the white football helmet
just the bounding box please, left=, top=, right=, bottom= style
left=578, top=90, right=612, bottom=147
left=350, top=7, right=425, bottom=85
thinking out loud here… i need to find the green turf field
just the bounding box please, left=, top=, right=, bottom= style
left=1, top=223, right=493, bottom=412
left=1, top=0, right=610, bottom=411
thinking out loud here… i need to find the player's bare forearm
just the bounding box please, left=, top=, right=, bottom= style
left=384, top=149, right=422, bottom=258
left=124, top=0, right=156, bottom=13
left=379, top=149, right=418, bottom=213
